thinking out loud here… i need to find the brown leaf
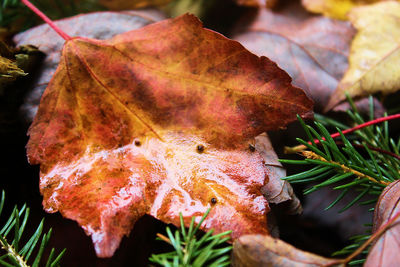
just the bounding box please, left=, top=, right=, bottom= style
left=256, top=133, right=302, bottom=214
left=232, top=234, right=343, bottom=267
left=365, top=180, right=400, bottom=266
left=24, top=13, right=312, bottom=257
left=235, top=0, right=278, bottom=8
left=233, top=8, right=355, bottom=111
left=326, top=1, right=400, bottom=110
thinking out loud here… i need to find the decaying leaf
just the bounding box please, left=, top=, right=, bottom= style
left=0, top=41, right=27, bottom=88
left=233, top=8, right=354, bottom=110
left=301, top=0, right=389, bottom=20
left=0, top=56, right=26, bottom=87
left=235, top=0, right=278, bottom=8
left=327, top=1, right=400, bottom=110
left=99, top=0, right=171, bottom=10
left=256, top=133, right=301, bottom=214
left=14, top=10, right=166, bottom=121
left=25, top=13, right=312, bottom=257
left=365, top=180, right=400, bottom=266
left=232, top=234, right=343, bottom=267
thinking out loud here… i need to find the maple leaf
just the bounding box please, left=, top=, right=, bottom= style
left=233, top=7, right=354, bottom=111
left=301, top=0, right=393, bottom=20
left=14, top=10, right=165, bottom=122
left=364, top=180, right=400, bottom=266
left=23, top=6, right=313, bottom=258
left=326, top=1, right=400, bottom=110
left=232, top=235, right=342, bottom=266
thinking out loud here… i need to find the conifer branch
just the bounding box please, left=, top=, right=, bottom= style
left=281, top=96, right=400, bottom=263
left=0, top=190, right=65, bottom=267
left=149, top=209, right=232, bottom=266
left=301, top=150, right=390, bottom=186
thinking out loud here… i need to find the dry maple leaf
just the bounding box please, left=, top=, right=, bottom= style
left=326, top=1, right=400, bottom=110
left=232, top=234, right=343, bottom=267
left=233, top=7, right=354, bottom=110
left=23, top=2, right=313, bottom=258
left=364, top=180, right=400, bottom=266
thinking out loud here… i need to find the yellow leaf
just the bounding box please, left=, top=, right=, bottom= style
left=302, top=0, right=387, bottom=20
left=326, top=1, right=400, bottom=110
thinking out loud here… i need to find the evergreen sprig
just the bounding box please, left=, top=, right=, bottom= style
left=0, top=190, right=65, bottom=267
left=149, top=209, right=232, bottom=267
left=282, top=96, right=400, bottom=211
left=281, top=96, right=400, bottom=265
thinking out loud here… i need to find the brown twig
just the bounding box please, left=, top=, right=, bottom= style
left=156, top=233, right=172, bottom=245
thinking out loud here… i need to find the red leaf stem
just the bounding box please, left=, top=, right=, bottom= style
left=21, top=0, right=71, bottom=41
left=327, top=113, right=400, bottom=142
left=286, top=113, right=400, bottom=154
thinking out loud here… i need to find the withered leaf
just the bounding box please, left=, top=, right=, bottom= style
left=301, top=0, right=392, bottom=20
left=235, top=0, right=278, bottom=8
left=365, top=180, right=400, bottom=267
left=0, top=56, right=26, bottom=87
left=256, top=133, right=301, bottom=214
left=0, top=41, right=27, bottom=88
left=232, top=234, right=343, bottom=267
left=25, top=13, right=312, bottom=257
left=327, top=1, right=400, bottom=110
left=233, top=8, right=354, bottom=111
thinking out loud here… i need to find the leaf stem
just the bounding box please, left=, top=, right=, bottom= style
left=20, top=0, right=71, bottom=41
left=286, top=113, right=400, bottom=153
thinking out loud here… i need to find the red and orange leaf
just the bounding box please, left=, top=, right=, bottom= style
left=14, top=10, right=166, bottom=121
left=26, top=14, right=313, bottom=257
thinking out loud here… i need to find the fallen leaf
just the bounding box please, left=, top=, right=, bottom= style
left=326, top=1, right=400, bottom=110
left=99, top=0, right=171, bottom=10
left=232, top=234, right=343, bottom=266
left=301, top=0, right=388, bottom=20
left=365, top=180, right=400, bottom=267
left=256, top=133, right=302, bottom=214
left=233, top=8, right=354, bottom=110
left=235, top=0, right=278, bottom=8
left=14, top=10, right=166, bottom=122
left=25, top=13, right=313, bottom=257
